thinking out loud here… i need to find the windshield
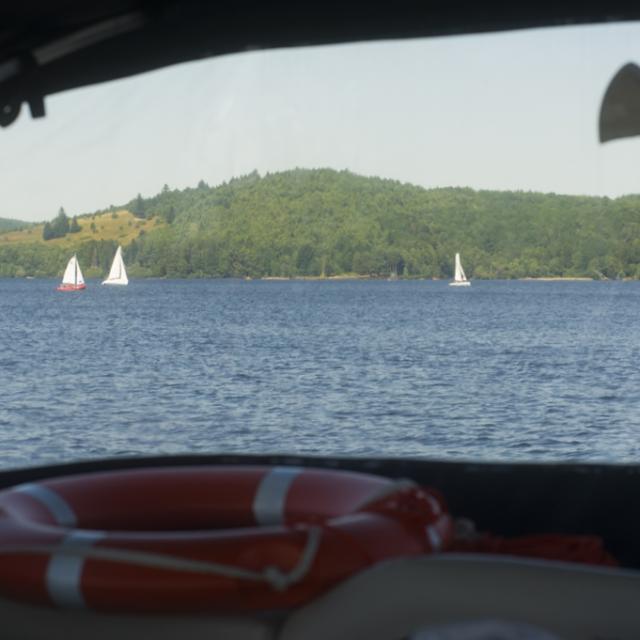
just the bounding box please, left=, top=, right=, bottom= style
left=1, top=22, right=640, bottom=469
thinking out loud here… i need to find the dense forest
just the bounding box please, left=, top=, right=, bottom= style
left=2, top=168, right=640, bottom=279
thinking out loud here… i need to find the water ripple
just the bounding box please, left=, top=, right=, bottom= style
left=1, top=278, right=640, bottom=467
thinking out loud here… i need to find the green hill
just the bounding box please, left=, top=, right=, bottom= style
left=2, top=168, right=640, bottom=279
left=0, top=217, right=30, bottom=233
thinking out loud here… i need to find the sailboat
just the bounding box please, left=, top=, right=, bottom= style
left=449, top=252, right=470, bottom=287
left=102, top=246, right=129, bottom=286
left=56, top=254, right=86, bottom=291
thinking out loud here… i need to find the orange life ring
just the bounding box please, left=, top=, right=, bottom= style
left=0, top=466, right=452, bottom=613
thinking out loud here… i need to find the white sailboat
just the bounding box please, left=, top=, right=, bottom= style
left=449, top=252, right=470, bottom=287
left=57, top=255, right=86, bottom=291
left=102, top=246, right=129, bottom=286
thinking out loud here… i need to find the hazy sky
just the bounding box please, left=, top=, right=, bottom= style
left=2, top=21, right=640, bottom=222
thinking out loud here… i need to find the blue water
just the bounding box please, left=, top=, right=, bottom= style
left=1, top=278, right=639, bottom=468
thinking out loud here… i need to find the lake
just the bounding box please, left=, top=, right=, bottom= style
left=1, top=278, right=639, bottom=469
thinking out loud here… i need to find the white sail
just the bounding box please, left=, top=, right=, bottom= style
left=450, top=252, right=470, bottom=287
left=102, top=246, right=128, bottom=285
left=454, top=253, right=466, bottom=282
left=61, top=255, right=85, bottom=286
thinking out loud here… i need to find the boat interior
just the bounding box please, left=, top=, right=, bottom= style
left=2, top=1, right=640, bottom=638
left=0, top=454, right=637, bottom=638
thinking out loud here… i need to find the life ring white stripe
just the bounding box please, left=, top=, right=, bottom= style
left=253, top=467, right=302, bottom=526
left=425, top=494, right=441, bottom=516
left=14, top=483, right=77, bottom=527
left=426, top=525, right=442, bottom=551
left=47, top=530, right=104, bottom=608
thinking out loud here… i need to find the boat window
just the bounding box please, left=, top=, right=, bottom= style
left=1, top=22, right=640, bottom=467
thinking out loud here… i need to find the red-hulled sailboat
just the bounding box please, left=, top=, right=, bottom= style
left=56, top=254, right=86, bottom=291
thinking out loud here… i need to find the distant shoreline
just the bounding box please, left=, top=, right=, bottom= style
left=519, top=277, right=594, bottom=281
left=261, top=275, right=602, bottom=282
left=13, top=275, right=635, bottom=282
left=261, top=274, right=372, bottom=281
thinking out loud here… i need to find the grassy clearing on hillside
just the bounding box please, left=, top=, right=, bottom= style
left=0, top=210, right=160, bottom=247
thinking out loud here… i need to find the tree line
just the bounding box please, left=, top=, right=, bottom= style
left=2, top=168, right=640, bottom=279
left=0, top=217, right=30, bottom=233
left=0, top=239, right=121, bottom=278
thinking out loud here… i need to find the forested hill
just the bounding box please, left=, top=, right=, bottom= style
left=2, top=168, right=640, bottom=279
left=0, top=217, right=29, bottom=233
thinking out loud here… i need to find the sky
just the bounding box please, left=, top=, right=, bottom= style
left=2, top=21, right=640, bottom=222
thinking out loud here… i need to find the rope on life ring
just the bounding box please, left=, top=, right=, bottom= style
left=0, top=525, right=323, bottom=592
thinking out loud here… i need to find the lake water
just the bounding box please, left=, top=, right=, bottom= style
left=1, top=278, right=639, bottom=469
